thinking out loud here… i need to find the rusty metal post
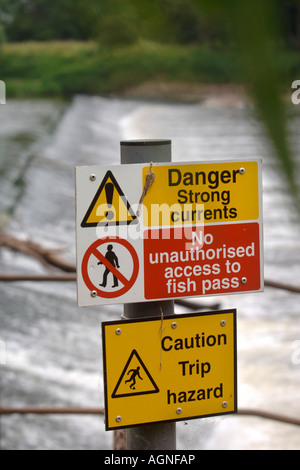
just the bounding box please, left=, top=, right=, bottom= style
left=120, top=139, right=176, bottom=450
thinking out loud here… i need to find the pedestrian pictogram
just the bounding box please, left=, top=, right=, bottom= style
left=81, top=237, right=139, bottom=299
left=112, top=349, right=159, bottom=398
left=99, top=244, right=120, bottom=288
left=81, top=170, right=137, bottom=227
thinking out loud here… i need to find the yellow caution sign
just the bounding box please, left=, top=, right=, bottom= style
left=142, top=161, right=260, bottom=227
left=112, top=349, right=159, bottom=398
left=81, top=171, right=137, bottom=227
left=102, top=309, right=237, bottom=430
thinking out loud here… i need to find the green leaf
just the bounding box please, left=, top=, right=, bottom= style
left=199, top=0, right=298, bottom=201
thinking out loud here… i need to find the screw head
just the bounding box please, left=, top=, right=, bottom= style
left=239, top=167, right=245, bottom=175
left=90, top=174, right=96, bottom=181
left=220, top=320, right=226, bottom=327
left=116, top=416, right=122, bottom=423
left=176, top=408, right=182, bottom=415
left=90, top=290, right=97, bottom=298
left=115, top=328, right=122, bottom=335
left=241, top=277, right=247, bottom=285
left=222, top=401, right=228, bottom=408
left=171, top=322, right=177, bottom=329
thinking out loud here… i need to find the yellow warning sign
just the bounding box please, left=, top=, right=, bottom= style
left=102, top=309, right=237, bottom=430
left=112, top=349, right=159, bottom=398
left=81, top=170, right=137, bottom=227
left=142, top=161, right=260, bottom=227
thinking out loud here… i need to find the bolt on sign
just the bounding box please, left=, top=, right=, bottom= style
left=102, top=309, right=237, bottom=430
left=75, top=159, right=263, bottom=306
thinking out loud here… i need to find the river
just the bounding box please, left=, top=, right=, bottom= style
left=0, top=95, right=299, bottom=450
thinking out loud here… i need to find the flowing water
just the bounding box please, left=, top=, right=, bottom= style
left=0, top=95, right=299, bottom=450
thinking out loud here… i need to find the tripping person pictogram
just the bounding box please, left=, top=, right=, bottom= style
left=98, top=244, right=120, bottom=288
left=125, top=366, right=143, bottom=390
left=111, top=349, right=159, bottom=398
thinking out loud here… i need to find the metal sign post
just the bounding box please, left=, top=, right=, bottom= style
left=121, top=140, right=176, bottom=450
left=75, top=141, right=263, bottom=450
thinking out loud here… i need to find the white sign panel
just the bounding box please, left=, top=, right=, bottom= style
left=75, top=160, right=263, bottom=307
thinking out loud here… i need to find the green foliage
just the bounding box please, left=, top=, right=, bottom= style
left=0, top=41, right=238, bottom=98
left=201, top=0, right=298, bottom=199
left=1, top=0, right=87, bottom=41
left=0, top=0, right=228, bottom=45
left=0, top=24, right=4, bottom=50
left=96, top=16, right=138, bottom=48
left=0, top=0, right=298, bottom=200
left=157, top=0, right=228, bottom=45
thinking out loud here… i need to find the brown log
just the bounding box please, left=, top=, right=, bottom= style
left=0, top=232, right=76, bottom=273
left=264, top=279, right=300, bottom=293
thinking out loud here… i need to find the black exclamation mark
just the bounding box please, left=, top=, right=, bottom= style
left=105, top=182, right=114, bottom=220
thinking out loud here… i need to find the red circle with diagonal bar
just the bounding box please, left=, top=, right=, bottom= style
left=81, top=237, right=139, bottom=298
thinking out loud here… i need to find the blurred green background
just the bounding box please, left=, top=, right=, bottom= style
left=0, top=0, right=299, bottom=198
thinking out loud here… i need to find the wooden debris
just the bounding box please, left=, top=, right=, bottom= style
left=0, top=231, right=76, bottom=273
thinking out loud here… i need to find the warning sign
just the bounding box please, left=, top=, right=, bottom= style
left=81, top=170, right=137, bottom=227
left=144, top=222, right=261, bottom=300
left=75, top=159, right=263, bottom=307
left=112, top=349, right=159, bottom=398
left=102, top=309, right=237, bottom=430
left=142, top=161, right=259, bottom=226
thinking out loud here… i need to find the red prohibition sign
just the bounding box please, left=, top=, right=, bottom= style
left=81, top=237, right=139, bottom=299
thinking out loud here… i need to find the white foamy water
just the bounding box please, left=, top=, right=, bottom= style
left=0, top=95, right=299, bottom=449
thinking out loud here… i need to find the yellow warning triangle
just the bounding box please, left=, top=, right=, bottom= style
left=81, top=171, right=137, bottom=227
left=112, top=349, right=159, bottom=398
